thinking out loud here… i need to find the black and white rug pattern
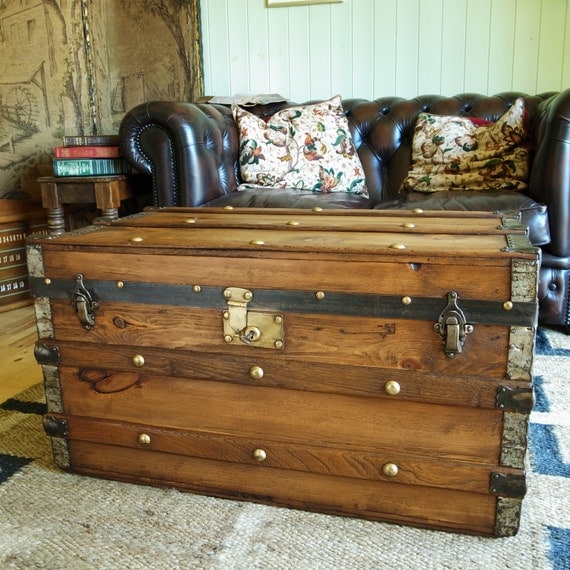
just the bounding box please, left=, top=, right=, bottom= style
left=0, top=328, right=568, bottom=569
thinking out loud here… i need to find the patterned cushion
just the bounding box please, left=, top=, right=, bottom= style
left=401, top=98, right=529, bottom=193
left=233, top=96, right=367, bottom=196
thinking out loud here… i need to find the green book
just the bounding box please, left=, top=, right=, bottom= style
left=52, top=158, right=131, bottom=177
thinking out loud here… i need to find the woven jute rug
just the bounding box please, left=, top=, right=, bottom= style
left=1, top=328, right=568, bottom=569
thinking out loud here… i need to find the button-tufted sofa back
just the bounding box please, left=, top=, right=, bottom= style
left=341, top=93, right=554, bottom=205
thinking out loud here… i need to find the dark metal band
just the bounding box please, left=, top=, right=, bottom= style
left=30, top=276, right=537, bottom=327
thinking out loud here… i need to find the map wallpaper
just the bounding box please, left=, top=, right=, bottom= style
left=0, top=0, right=203, bottom=201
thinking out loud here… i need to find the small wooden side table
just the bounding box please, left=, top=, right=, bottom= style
left=38, top=175, right=135, bottom=236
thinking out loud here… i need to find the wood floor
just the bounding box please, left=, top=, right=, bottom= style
left=0, top=303, right=41, bottom=403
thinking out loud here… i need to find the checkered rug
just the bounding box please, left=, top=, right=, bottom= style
left=0, top=327, right=568, bottom=569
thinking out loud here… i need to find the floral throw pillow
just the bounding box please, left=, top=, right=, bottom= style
left=233, top=96, right=368, bottom=196
left=401, top=98, right=529, bottom=193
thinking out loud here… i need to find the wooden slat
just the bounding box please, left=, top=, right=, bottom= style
left=60, top=414, right=521, bottom=494
left=68, top=441, right=499, bottom=535
left=48, top=301, right=511, bottom=375
left=59, top=370, right=503, bottom=463
left=39, top=250, right=513, bottom=299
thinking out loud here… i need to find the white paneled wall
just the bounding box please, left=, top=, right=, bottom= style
left=200, top=0, right=569, bottom=101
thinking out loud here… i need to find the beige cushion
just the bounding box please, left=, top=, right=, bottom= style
left=233, top=96, right=367, bottom=196
left=401, top=98, right=529, bottom=193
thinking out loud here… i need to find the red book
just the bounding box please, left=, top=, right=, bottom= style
left=53, top=145, right=122, bottom=158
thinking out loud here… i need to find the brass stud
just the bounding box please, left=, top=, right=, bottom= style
left=402, top=222, right=416, bottom=228
left=44, top=277, right=52, bottom=285
left=412, top=208, right=424, bottom=214
left=503, top=301, right=514, bottom=311
left=193, top=285, right=201, bottom=293
left=253, top=448, right=267, bottom=462
left=183, top=218, right=197, bottom=224
left=274, top=315, right=283, bottom=324
left=382, top=462, right=399, bottom=477
left=138, top=433, right=151, bottom=445
left=116, top=280, right=125, bottom=289
left=287, top=220, right=300, bottom=226
left=223, top=205, right=234, bottom=210
left=132, top=354, right=145, bottom=367
left=249, top=365, right=264, bottom=380
left=243, top=291, right=253, bottom=301
left=129, top=236, right=144, bottom=242
left=224, top=335, right=233, bottom=343
left=315, top=291, right=325, bottom=300
left=401, top=296, right=412, bottom=305
left=223, top=288, right=232, bottom=299
left=312, top=207, right=323, bottom=212
left=389, top=243, right=406, bottom=250
left=223, top=311, right=230, bottom=320
left=274, top=340, right=284, bottom=349
left=384, top=381, right=401, bottom=396
left=249, top=239, right=266, bottom=245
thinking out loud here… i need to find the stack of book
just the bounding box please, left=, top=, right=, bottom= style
left=52, top=134, right=132, bottom=177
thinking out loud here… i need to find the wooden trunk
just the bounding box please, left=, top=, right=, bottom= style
left=27, top=208, right=540, bottom=536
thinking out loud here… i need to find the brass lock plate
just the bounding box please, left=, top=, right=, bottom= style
left=222, top=287, right=284, bottom=349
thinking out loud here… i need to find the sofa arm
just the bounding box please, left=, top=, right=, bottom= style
left=529, top=89, right=570, bottom=258
left=119, top=101, right=240, bottom=206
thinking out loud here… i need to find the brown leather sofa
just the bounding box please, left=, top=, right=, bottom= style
left=119, top=90, right=570, bottom=331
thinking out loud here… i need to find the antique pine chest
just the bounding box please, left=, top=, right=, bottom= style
left=27, top=208, right=540, bottom=536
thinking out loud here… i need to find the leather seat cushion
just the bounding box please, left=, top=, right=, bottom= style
left=204, top=187, right=374, bottom=209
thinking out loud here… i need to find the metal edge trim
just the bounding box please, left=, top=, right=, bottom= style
left=494, top=497, right=522, bottom=537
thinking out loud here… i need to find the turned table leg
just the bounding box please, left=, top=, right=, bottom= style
left=45, top=206, right=66, bottom=236
left=40, top=180, right=66, bottom=236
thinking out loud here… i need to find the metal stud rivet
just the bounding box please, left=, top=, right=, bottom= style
left=130, top=236, right=144, bottom=242
left=116, top=281, right=124, bottom=289
left=315, top=291, right=325, bottom=300
left=382, top=463, right=399, bottom=477
left=249, top=365, right=264, bottom=380
left=132, top=354, right=145, bottom=367
left=389, top=243, right=406, bottom=250
left=253, top=448, right=267, bottom=462
left=184, top=218, right=197, bottom=224
left=401, top=296, right=412, bottom=305
left=193, top=285, right=201, bottom=293
left=223, top=205, right=234, bottom=210
left=44, top=278, right=52, bottom=285
left=412, top=208, right=424, bottom=214
left=249, top=239, right=266, bottom=245
left=287, top=220, right=300, bottom=226
left=224, top=335, right=233, bottom=343
left=274, top=340, right=284, bottom=349
left=312, top=207, right=323, bottom=212
left=384, top=381, right=401, bottom=396
left=138, top=433, right=151, bottom=445
left=402, top=222, right=416, bottom=228
left=503, top=301, right=514, bottom=311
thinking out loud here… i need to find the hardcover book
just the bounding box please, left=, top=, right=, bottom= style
left=62, top=135, right=120, bottom=146
left=52, top=158, right=131, bottom=177
left=53, top=146, right=122, bottom=159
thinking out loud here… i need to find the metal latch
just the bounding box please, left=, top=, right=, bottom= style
left=434, top=291, right=473, bottom=358
left=222, top=287, right=284, bottom=349
left=71, top=274, right=99, bottom=330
